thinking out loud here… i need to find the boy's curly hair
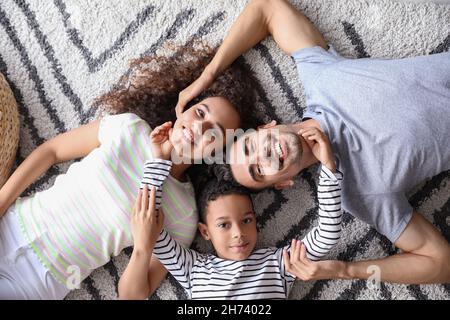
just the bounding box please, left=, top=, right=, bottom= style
left=196, top=175, right=252, bottom=223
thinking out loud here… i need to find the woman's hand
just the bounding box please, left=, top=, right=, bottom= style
left=283, top=239, right=346, bottom=281
left=131, top=185, right=165, bottom=254
left=175, top=71, right=215, bottom=118
left=150, top=121, right=174, bottom=160
left=299, top=127, right=336, bottom=172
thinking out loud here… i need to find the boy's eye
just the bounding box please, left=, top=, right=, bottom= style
left=243, top=218, right=253, bottom=224
left=217, top=223, right=229, bottom=229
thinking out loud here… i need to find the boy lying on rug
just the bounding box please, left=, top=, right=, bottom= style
left=123, top=123, right=343, bottom=299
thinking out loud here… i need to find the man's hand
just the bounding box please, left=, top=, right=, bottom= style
left=175, top=0, right=327, bottom=117
left=299, top=127, right=336, bottom=172
left=283, top=239, right=347, bottom=281
left=175, top=71, right=215, bottom=118
left=150, top=121, right=174, bottom=160
left=131, top=185, right=165, bottom=254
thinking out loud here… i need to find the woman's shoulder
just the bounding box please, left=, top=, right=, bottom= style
left=99, top=112, right=150, bottom=145
left=101, top=112, right=147, bottom=126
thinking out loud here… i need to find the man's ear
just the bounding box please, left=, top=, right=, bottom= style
left=274, top=179, right=294, bottom=190
left=257, top=120, right=277, bottom=130
left=198, top=222, right=210, bottom=240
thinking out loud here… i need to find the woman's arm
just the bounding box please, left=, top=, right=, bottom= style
left=118, top=248, right=168, bottom=299
left=0, top=119, right=101, bottom=217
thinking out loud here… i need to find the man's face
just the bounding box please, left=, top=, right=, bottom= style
left=229, top=125, right=304, bottom=189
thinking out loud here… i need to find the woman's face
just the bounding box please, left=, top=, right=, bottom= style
left=170, top=96, right=240, bottom=162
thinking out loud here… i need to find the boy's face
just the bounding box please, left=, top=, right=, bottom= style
left=198, top=194, right=257, bottom=261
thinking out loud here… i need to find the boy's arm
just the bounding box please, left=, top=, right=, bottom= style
left=176, top=0, right=326, bottom=115
left=119, top=158, right=172, bottom=299
left=152, top=228, right=198, bottom=297
left=301, top=166, right=343, bottom=260
left=0, top=120, right=100, bottom=217
left=119, top=159, right=197, bottom=299
left=144, top=161, right=198, bottom=291
left=282, top=165, right=343, bottom=281
left=140, top=159, right=173, bottom=208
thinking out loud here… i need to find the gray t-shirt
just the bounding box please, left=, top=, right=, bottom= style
left=292, top=46, right=450, bottom=242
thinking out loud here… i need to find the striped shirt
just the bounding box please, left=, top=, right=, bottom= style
left=303, top=166, right=344, bottom=261
left=15, top=113, right=198, bottom=286
left=146, top=161, right=343, bottom=300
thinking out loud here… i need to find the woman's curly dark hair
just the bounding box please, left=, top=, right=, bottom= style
left=93, top=41, right=259, bottom=130
left=93, top=41, right=262, bottom=196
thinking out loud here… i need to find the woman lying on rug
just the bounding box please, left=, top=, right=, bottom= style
left=0, top=44, right=259, bottom=299
left=125, top=125, right=343, bottom=299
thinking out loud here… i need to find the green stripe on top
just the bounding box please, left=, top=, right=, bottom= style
left=15, top=199, right=69, bottom=284
left=13, top=114, right=198, bottom=285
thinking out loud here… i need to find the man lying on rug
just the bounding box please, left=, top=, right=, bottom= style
left=175, top=0, right=450, bottom=284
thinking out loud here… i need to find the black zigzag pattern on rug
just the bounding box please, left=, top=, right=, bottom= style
left=53, top=0, right=156, bottom=73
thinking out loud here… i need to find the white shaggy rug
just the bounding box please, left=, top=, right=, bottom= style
left=0, top=0, right=449, bottom=300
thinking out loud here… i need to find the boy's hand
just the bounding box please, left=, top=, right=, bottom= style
left=150, top=121, right=173, bottom=160
left=298, top=127, right=336, bottom=172
left=283, top=239, right=345, bottom=281
left=131, top=185, right=165, bottom=253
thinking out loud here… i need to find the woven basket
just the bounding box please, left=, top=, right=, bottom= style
left=0, top=72, right=20, bottom=188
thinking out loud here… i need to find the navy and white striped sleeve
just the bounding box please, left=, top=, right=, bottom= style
left=153, top=229, right=199, bottom=298
left=301, top=165, right=343, bottom=261
left=140, top=159, right=172, bottom=209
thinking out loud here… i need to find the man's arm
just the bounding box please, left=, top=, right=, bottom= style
left=176, top=0, right=326, bottom=115
left=288, top=212, right=450, bottom=284
left=344, top=212, right=450, bottom=284
left=208, top=0, right=326, bottom=76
